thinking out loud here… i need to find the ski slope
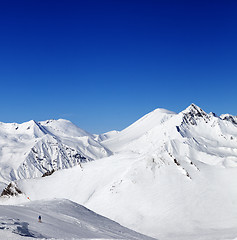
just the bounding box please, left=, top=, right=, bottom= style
left=0, top=198, right=155, bottom=240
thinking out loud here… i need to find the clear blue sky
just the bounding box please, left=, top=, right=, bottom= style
left=0, top=0, right=236, bottom=133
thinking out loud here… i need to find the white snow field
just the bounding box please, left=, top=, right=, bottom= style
left=0, top=198, right=155, bottom=240
left=1, top=104, right=237, bottom=240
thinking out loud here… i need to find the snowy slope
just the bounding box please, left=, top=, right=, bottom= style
left=101, top=108, right=176, bottom=153
left=15, top=153, right=237, bottom=240
left=0, top=119, right=111, bottom=188
left=0, top=198, right=155, bottom=240
left=94, top=130, right=120, bottom=142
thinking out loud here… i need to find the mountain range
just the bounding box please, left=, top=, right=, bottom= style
left=1, top=104, right=237, bottom=240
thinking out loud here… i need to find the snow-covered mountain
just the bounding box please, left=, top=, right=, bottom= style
left=1, top=104, right=237, bottom=240
left=102, top=103, right=237, bottom=169
left=0, top=119, right=111, bottom=187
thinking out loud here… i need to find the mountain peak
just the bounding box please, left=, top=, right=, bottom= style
left=182, top=104, right=209, bottom=125
left=183, top=103, right=204, bottom=114
left=39, top=119, right=93, bottom=138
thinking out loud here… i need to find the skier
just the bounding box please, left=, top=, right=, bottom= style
left=38, top=215, right=42, bottom=223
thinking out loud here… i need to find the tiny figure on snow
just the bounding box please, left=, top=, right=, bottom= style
left=38, top=215, right=42, bottom=223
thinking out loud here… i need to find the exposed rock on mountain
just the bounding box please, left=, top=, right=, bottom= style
left=181, top=103, right=211, bottom=125
left=1, top=182, right=22, bottom=197
left=0, top=119, right=111, bottom=185
left=220, top=114, right=237, bottom=124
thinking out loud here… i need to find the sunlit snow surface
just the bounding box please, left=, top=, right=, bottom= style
left=0, top=199, right=155, bottom=240
left=1, top=104, right=237, bottom=240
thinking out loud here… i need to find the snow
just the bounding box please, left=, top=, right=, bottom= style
left=39, top=119, right=93, bottom=138
left=14, top=153, right=237, bottom=240
left=1, top=104, right=237, bottom=240
left=94, top=130, right=120, bottom=142
left=0, top=199, right=155, bottom=240
left=220, top=114, right=237, bottom=124
left=0, top=119, right=111, bottom=187
left=101, top=108, right=176, bottom=153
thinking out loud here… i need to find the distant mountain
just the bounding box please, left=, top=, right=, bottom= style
left=0, top=119, right=111, bottom=187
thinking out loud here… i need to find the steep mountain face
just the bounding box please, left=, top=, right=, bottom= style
left=0, top=119, right=111, bottom=186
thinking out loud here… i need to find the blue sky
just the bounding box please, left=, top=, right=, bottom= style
left=0, top=0, right=236, bottom=133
